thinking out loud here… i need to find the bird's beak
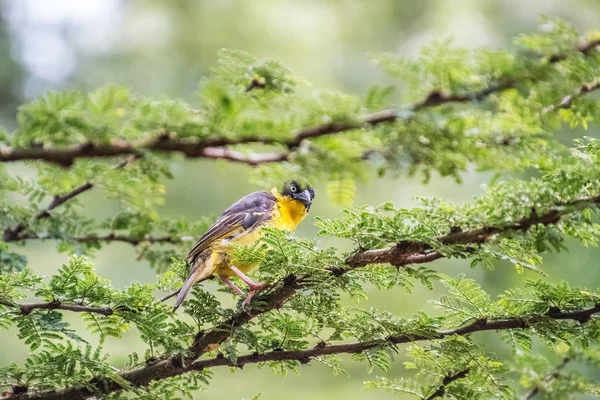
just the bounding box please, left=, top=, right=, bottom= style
left=293, top=190, right=313, bottom=207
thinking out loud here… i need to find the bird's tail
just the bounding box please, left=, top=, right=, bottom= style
left=171, top=262, right=213, bottom=312
left=172, top=278, right=196, bottom=312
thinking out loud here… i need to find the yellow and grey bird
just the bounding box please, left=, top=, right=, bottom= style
left=167, top=181, right=315, bottom=311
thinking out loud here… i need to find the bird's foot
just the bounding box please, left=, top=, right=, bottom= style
left=241, top=281, right=267, bottom=309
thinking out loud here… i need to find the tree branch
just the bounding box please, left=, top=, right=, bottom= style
left=543, top=79, right=600, bottom=113
left=1, top=39, right=597, bottom=167
left=549, top=38, right=600, bottom=61
left=12, top=183, right=593, bottom=259
left=2, top=181, right=94, bottom=242
left=344, top=195, right=600, bottom=269
left=3, top=185, right=596, bottom=399
left=187, top=305, right=600, bottom=373
left=5, top=192, right=599, bottom=400
left=10, top=232, right=187, bottom=246
left=2, top=158, right=132, bottom=242
left=0, top=111, right=401, bottom=166
left=580, top=38, right=600, bottom=54
left=424, top=369, right=470, bottom=400
left=0, top=299, right=114, bottom=317
left=522, top=357, right=571, bottom=400
left=9, top=302, right=598, bottom=400
left=200, top=146, right=289, bottom=165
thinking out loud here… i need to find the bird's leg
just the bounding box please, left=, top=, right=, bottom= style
left=229, top=266, right=264, bottom=288
left=219, top=275, right=245, bottom=296
left=229, top=266, right=267, bottom=307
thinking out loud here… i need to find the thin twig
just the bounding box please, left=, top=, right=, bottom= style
left=2, top=158, right=132, bottom=242
left=542, top=79, right=600, bottom=113
left=424, top=369, right=470, bottom=400
left=11, top=233, right=188, bottom=245
left=0, top=299, right=114, bottom=316
left=522, top=357, right=571, bottom=400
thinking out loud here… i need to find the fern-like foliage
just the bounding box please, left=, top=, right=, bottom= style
left=2, top=18, right=600, bottom=400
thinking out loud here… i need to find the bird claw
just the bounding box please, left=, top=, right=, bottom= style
left=241, top=282, right=267, bottom=309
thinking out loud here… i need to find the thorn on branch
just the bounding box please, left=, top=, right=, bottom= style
left=530, top=207, right=538, bottom=220
left=423, top=90, right=444, bottom=105
left=548, top=54, right=565, bottom=63
left=501, top=135, right=513, bottom=146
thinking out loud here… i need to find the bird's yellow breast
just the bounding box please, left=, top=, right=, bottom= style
left=211, top=192, right=308, bottom=277
left=269, top=192, right=308, bottom=231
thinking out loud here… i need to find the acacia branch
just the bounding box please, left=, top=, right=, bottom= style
left=543, top=79, right=600, bottom=113
left=522, top=357, right=571, bottom=399
left=2, top=181, right=94, bottom=242
left=7, top=193, right=600, bottom=400
left=200, top=146, right=289, bottom=165
left=187, top=305, right=600, bottom=373
left=11, top=179, right=589, bottom=255
left=344, top=195, right=600, bottom=269
left=0, top=111, right=404, bottom=166
left=9, top=302, right=599, bottom=400
left=1, top=40, right=597, bottom=167
left=2, top=158, right=131, bottom=242
left=11, top=232, right=186, bottom=246
left=5, top=192, right=598, bottom=400
left=424, top=369, right=470, bottom=400
left=549, top=38, right=600, bottom=61
left=0, top=299, right=114, bottom=316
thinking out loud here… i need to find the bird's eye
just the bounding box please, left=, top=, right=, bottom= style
left=291, top=186, right=297, bottom=192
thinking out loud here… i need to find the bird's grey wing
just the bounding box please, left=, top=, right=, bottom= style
left=186, top=191, right=276, bottom=263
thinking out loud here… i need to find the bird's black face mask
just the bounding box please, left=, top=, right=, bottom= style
left=281, top=180, right=315, bottom=211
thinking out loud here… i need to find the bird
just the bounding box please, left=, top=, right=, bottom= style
left=165, top=180, right=315, bottom=311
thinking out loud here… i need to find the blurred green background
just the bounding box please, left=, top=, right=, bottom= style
left=2, top=1, right=600, bottom=399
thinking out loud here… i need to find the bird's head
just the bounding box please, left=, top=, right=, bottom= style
left=280, top=180, right=315, bottom=211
